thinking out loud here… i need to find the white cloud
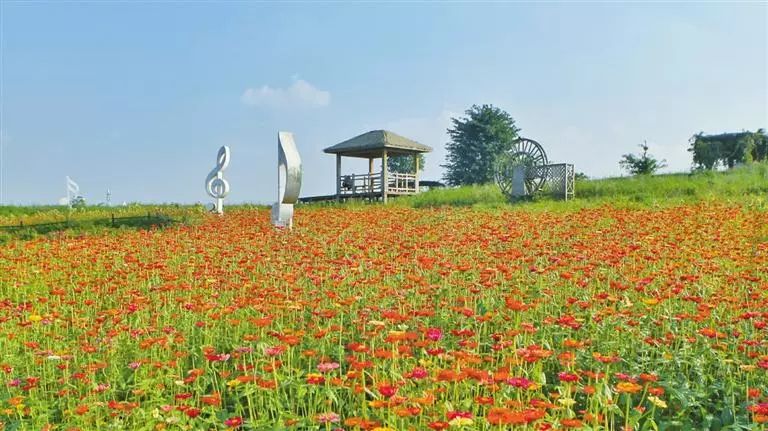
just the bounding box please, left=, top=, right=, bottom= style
left=241, top=78, right=330, bottom=109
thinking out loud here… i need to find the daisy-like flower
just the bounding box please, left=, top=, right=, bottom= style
left=316, top=412, right=340, bottom=424
left=648, top=395, right=667, bottom=409
left=317, top=362, right=340, bottom=373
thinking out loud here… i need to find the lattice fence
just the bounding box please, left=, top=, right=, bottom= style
left=524, top=163, right=575, bottom=200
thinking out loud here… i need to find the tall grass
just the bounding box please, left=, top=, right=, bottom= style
left=400, top=162, right=768, bottom=208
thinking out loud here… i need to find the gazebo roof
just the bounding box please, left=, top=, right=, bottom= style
left=324, top=130, right=432, bottom=158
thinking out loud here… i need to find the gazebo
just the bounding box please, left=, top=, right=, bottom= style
left=324, top=130, right=432, bottom=202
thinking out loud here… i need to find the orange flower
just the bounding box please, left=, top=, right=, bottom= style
left=616, top=382, right=643, bottom=394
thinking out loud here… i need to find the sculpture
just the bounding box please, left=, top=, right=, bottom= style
left=494, top=138, right=574, bottom=200
left=66, top=176, right=84, bottom=208
left=205, top=146, right=231, bottom=214
left=271, top=132, right=302, bottom=229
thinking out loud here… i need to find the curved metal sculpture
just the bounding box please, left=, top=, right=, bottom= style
left=271, top=132, right=302, bottom=229
left=205, top=146, right=231, bottom=214
left=66, top=176, right=81, bottom=208
left=495, top=138, right=548, bottom=197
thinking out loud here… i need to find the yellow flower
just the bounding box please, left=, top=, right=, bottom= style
left=558, top=397, right=576, bottom=407
left=28, top=315, right=42, bottom=323
left=372, top=428, right=396, bottom=431
left=648, top=395, right=667, bottom=409
left=448, top=417, right=474, bottom=427
left=226, top=379, right=241, bottom=388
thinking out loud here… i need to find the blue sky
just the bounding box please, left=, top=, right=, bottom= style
left=1, top=2, right=766, bottom=205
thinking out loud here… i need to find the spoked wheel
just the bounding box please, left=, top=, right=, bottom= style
left=494, top=138, right=549, bottom=196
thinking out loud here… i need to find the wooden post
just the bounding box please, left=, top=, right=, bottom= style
left=413, top=153, right=420, bottom=193
left=368, top=157, right=374, bottom=196
left=382, top=150, right=388, bottom=203
left=335, top=154, right=342, bottom=201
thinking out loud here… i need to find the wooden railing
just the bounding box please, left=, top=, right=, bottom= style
left=339, top=173, right=382, bottom=196
left=338, top=172, right=419, bottom=196
left=388, top=172, right=417, bottom=194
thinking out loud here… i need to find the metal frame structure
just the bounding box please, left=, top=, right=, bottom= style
left=495, top=138, right=575, bottom=201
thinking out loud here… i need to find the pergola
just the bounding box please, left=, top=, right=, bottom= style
left=324, top=130, right=432, bottom=202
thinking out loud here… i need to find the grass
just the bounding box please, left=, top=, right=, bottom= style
left=399, top=162, right=768, bottom=209
left=0, top=205, right=202, bottom=243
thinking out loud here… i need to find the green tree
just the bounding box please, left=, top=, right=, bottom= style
left=688, top=132, right=721, bottom=170
left=442, top=104, right=520, bottom=186
left=387, top=154, right=425, bottom=174
left=688, top=129, right=768, bottom=170
left=619, top=141, right=667, bottom=175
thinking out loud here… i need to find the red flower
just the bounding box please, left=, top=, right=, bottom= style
left=224, top=416, right=243, bottom=428
left=558, top=372, right=579, bottom=383
left=428, top=421, right=450, bottom=430
left=408, top=367, right=428, bottom=379
left=378, top=383, right=398, bottom=398
left=447, top=410, right=472, bottom=420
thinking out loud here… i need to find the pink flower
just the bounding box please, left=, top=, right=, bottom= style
left=507, top=376, right=532, bottom=388
left=316, top=412, right=340, bottom=424
left=265, top=346, right=285, bottom=357
left=317, top=362, right=340, bottom=373
left=426, top=327, right=443, bottom=341
left=408, top=367, right=429, bottom=379
left=128, top=362, right=141, bottom=370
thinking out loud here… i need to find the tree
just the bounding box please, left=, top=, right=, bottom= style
left=442, top=104, right=521, bottom=186
left=387, top=154, right=425, bottom=174
left=619, top=141, right=667, bottom=175
left=688, top=129, right=768, bottom=170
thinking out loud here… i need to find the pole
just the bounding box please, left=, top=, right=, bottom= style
left=368, top=157, right=374, bottom=196
left=414, top=153, right=420, bottom=193
left=335, top=154, right=341, bottom=201
left=382, top=150, right=388, bottom=203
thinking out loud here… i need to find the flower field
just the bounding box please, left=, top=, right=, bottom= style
left=0, top=204, right=766, bottom=430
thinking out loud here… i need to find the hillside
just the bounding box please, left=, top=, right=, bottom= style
left=400, top=162, right=768, bottom=209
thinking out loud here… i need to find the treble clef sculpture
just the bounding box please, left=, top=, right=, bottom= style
left=271, top=132, right=302, bottom=229
left=205, top=146, right=231, bottom=214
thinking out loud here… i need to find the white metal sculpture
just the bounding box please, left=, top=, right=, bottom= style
left=66, top=176, right=82, bottom=208
left=271, top=132, right=302, bottom=229
left=205, top=146, right=231, bottom=214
